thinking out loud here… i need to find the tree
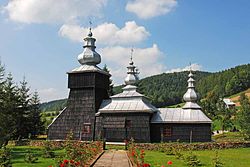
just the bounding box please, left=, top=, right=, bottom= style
left=0, top=73, right=19, bottom=146
left=15, top=77, right=31, bottom=139
left=238, top=93, right=250, bottom=139
left=29, top=91, right=44, bottom=137
left=103, top=64, right=114, bottom=96
left=216, top=99, right=235, bottom=132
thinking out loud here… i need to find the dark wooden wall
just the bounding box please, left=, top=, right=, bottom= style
left=150, top=123, right=211, bottom=143
left=96, top=113, right=152, bottom=143
left=47, top=71, right=110, bottom=140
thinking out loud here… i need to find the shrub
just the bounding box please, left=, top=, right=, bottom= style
left=185, top=151, right=202, bottom=167
left=42, top=141, right=55, bottom=158
left=24, top=150, right=38, bottom=163
left=173, top=148, right=184, bottom=160
left=62, top=131, right=102, bottom=166
left=212, top=150, right=224, bottom=167
left=165, top=145, right=175, bottom=155
left=0, top=146, right=12, bottom=167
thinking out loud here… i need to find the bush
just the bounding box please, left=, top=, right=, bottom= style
left=24, top=150, right=38, bottom=163
left=185, top=151, right=202, bottom=167
left=0, top=146, right=12, bottom=167
left=212, top=150, right=224, bottom=167
left=42, top=141, right=55, bottom=158
left=165, top=145, right=175, bottom=155
left=174, top=148, right=184, bottom=160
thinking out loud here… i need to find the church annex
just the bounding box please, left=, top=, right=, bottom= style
left=48, top=29, right=212, bottom=143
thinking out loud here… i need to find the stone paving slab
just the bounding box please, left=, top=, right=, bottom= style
left=93, top=150, right=130, bottom=167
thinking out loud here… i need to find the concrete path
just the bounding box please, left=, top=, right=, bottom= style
left=93, top=150, right=130, bottom=167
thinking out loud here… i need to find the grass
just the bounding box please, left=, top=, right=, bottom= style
left=9, top=146, right=65, bottom=167
left=144, top=148, right=250, bottom=167
left=212, top=132, right=246, bottom=142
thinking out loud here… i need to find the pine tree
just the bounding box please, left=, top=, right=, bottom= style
left=103, top=64, right=114, bottom=96
left=29, top=91, right=44, bottom=137
left=16, top=77, right=31, bottom=139
left=238, top=93, right=250, bottom=139
left=0, top=73, right=19, bottom=146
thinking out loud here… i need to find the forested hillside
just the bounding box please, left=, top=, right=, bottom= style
left=40, top=99, right=67, bottom=111
left=197, top=64, right=250, bottom=98
left=41, top=64, right=250, bottom=111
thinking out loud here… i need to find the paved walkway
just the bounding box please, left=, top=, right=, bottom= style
left=93, top=150, right=130, bottom=167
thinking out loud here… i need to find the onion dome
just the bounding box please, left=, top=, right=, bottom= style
left=77, top=28, right=101, bottom=65
left=124, top=51, right=139, bottom=85
left=182, top=70, right=201, bottom=109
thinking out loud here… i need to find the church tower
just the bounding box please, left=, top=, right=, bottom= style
left=48, top=28, right=110, bottom=140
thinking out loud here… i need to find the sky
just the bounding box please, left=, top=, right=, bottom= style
left=0, top=0, right=250, bottom=102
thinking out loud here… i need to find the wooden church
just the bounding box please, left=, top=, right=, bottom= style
left=48, top=29, right=212, bottom=143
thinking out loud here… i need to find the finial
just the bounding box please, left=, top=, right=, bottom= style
left=130, top=48, right=134, bottom=65
left=188, top=62, right=194, bottom=77
left=125, top=49, right=139, bottom=85
left=88, top=20, right=93, bottom=37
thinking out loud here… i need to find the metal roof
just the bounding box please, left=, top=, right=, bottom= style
left=69, top=64, right=109, bottom=75
left=151, top=108, right=212, bottom=124
left=112, top=85, right=144, bottom=98
left=223, top=98, right=235, bottom=106
left=98, top=97, right=158, bottom=113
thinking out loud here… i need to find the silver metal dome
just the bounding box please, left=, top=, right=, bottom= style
left=124, top=52, right=139, bottom=85
left=182, top=71, right=201, bottom=109
left=78, top=28, right=101, bottom=65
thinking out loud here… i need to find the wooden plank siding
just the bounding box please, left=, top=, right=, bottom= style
left=47, top=71, right=110, bottom=141
left=150, top=123, right=212, bottom=143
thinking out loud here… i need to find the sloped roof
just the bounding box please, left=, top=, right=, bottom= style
left=151, top=108, right=212, bottom=124
left=98, top=97, right=158, bottom=113
left=68, top=64, right=110, bottom=75
left=223, top=98, right=235, bottom=106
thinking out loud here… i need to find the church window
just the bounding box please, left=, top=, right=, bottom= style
left=163, top=126, right=172, bottom=137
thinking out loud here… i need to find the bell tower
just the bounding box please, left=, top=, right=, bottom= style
left=48, top=28, right=110, bottom=140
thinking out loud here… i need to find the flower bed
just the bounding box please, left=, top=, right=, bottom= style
left=127, top=139, right=150, bottom=167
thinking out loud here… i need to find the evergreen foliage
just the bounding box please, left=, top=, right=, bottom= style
left=0, top=62, right=44, bottom=146
left=40, top=99, right=67, bottom=112
left=238, top=93, right=250, bottom=139
left=197, top=64, right=250, bottom=98
left=103, top=64, right=114, bottom=96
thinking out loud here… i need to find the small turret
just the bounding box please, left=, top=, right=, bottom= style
left=182, top=70, right=201, bottom=109
left=124, top=49, right=139, bottom=85
left=77, top=28, right=101, bottom=65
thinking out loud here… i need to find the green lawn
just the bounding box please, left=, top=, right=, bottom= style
left=9, top=146, right=65, bottom=167
left=144, top=148, right=250, bottom=167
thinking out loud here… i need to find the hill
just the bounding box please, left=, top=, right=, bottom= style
left=40, top=99, right=67, bottom=112
left=230, top=88, right=250, bottom=106
left=41, top=63, right=250, bottom=111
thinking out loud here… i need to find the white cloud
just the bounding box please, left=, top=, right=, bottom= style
left=3, top=0, right=107, bottom=24
left=99, top=44, right=166, bottom=84
left=59, top=21, right=150, bottom=45
left=38, top=88, right=66, bottom=102
left=126, top=0, right=177, bottom=19
left=166, top=63, right=202, bottom=73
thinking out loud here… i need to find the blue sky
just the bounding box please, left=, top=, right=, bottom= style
left=0, top=0, right=249, bottom=102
